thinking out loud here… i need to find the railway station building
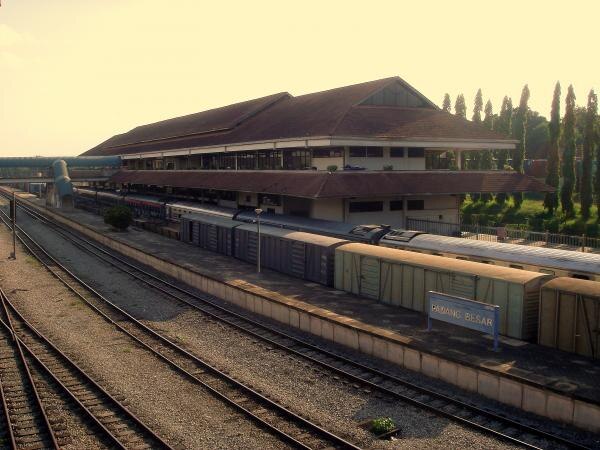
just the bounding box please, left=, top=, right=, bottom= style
left=83, top=77, right=550, bottom=227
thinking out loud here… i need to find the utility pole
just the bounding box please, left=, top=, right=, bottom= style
left=10, top=192, right=16, bottom=259
left=255, top=208, right=263, bottom=273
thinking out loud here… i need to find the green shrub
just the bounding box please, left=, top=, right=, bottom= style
left=104, top=205, right=132, bottom=230
left=371, top=417, right=396, bottom=435
left=382, top=165, right=393, bottom=171
left=326, top=165, right=338, bottom=172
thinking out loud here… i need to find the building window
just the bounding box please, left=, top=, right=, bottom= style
left=407, top=148, right=425, bottom=158
left=367, top=147, right=383, bottom=157
left=389, top=200, right=403, bottom=211
left=259, top=194, right=281, bottom=206
left=219, top=190, right=237, bottom=201
left=349, top=201, right=384, bottom=213
left=283, top=149, right=311, bottom=169
left=407, top=200, right=424, bottom=210
left=312, top=148, right=343, bottom=158
left=390, top=147, right=405, bottom=157
left=349, top=147, right=366, bottom=158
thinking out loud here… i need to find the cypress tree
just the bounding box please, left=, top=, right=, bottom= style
left=454, top=94, right=467, bottom=118
left=581, top=89, right=597, bottom=219
left=561, top=85, right=577, bottom=218
left=479, top=99, right=494, bottom=202
left=442, top=93, right=452, bottom=112
left=544, top=82, right=561, bottom=213
left=495, top=96, right=513, bottom=204
left=470, top=89, right=484, bottom=172
left=512, top=85, right=531, bottom=208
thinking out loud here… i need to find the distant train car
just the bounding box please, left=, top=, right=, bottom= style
left=539, top=277, right=600, bottom=359
left=234, top=223, right=348, bottom=286
left=181, top=213, right=241, bottom=256
left=334, top=243, right=550, bottom=340
left=123, top=194, right=166, bottom=220
left=167, top=201, right=237, bottom=222
left=234, top=210, right=389, bottom=244
left=380, top=230, right=600, bottom=281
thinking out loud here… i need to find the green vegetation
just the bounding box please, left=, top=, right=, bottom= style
left=326, top=165, right=338, bottom=172
left=104, top=205, right=133, bottom=231
left=370, top=417, right=396, bottom=436
left=461, top=196, right=599, bottom=237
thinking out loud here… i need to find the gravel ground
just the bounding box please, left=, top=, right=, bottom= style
left=0, top=226, right=291, bottom=449
left=0, top=204, right=527, bottom=450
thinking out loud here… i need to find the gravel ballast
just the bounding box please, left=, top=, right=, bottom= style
left=0, top=203, right=530, bottom=449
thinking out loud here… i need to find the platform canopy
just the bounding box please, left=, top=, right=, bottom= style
left=109, top=170, right=552, bottom=198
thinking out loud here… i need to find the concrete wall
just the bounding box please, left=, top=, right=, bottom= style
left=312, top=157, right=344, bottom=171
left=19, top=195, right=600, bottom=434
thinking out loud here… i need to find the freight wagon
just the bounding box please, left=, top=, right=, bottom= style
left=538, top=277, right=600, bottom=359
left=181, top=213, right=240, bottom=256
left=234, top=223, right=348, bottom=286
left=334, top=243, right=550, bottom=340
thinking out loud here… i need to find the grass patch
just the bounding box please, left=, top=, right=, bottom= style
left=370, top=417, right=396, bottom=436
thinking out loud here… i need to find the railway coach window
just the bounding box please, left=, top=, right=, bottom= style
left=571, top=274, right=590, bottom=280
left=509, top=264, right=524, bottom=270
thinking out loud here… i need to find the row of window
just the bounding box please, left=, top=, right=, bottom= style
left=348, top=147, right=425, bottom=158
left=348, top=199, right=425, bottom=213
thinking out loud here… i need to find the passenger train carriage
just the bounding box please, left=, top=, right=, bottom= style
left=380, top=231, right=600, bottom=281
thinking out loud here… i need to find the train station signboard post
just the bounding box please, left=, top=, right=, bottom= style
left=427, top=291, right=500, bottom=351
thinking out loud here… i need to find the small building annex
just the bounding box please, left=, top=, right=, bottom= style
left=83, top=76, right=551, bottom=227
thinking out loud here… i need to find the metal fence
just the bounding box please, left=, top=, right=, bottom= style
left=406, top=218, right=600, bottom=253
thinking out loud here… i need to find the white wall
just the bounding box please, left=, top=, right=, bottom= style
left=311, top=157, right=344, bottom=171
left=345, top=195, right=459, bottom=228
left=311, top=198, right=344, bottom=221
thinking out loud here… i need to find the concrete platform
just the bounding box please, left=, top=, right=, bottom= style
left=15, top=195, right=600, bottom=433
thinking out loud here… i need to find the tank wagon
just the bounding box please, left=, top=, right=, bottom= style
left=334, top=243, right=550, bottom=340
left=538, top=277, right=600, bottom=359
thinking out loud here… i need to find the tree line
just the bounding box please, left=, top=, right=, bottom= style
left=443, top=84, right=600, bottom=219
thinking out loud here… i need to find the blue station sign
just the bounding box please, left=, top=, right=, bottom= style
left=427, top=291, right=500, bottom=351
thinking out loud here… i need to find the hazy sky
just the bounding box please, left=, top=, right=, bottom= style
left=0, top=0, right=598, bottom=157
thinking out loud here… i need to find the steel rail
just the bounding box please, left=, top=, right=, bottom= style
left=5, top=191, right=596, bottom=449
left=0, top=289, right=60, bottom=450
left=0, top=288, right=173, bottom=450
left=0, top=200, right=360, bottom=450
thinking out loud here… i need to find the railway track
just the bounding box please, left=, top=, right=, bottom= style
left=0, top=198, right=361, bottom=450
left=4, top=195, right=597, bottom=450
left=0, top=287, right=174, bottom=450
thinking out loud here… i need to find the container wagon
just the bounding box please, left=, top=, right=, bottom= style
left=380, top=230, right=600, bottom=281
left=234, top=223, right=348, bottom=286
left=538, top=277, right=600, bottom=359
left=334, top=243, right=550, bottom=340
left=181, top=213, right=240, bottom=256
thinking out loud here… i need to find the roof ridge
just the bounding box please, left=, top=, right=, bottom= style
left=329, top=78, right=400, bottom=136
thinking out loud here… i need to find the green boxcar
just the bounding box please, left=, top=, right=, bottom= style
left=334, top=243, right=550, bottom=340
left=539, top=278, right=600, bottom=359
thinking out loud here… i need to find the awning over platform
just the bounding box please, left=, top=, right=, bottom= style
left=108, top=170, right=553, bottom=198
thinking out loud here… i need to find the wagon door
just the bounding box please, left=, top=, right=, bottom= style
left=360, top=256, right=380, bottom=300
left=448, top=274, right=477, bottom=299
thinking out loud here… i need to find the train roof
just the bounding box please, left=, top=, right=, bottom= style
left=167, top=201, right=237, bottom=218
left=181, top=213, right=241, bottom=229
left=388, top=233, right=600, bottom=274
left=337, top=242, right=550, bottom=284
left=542, top=277, right=600, bottom=297
left=123, top=193, right=165, bottom=203
left=236, top=223, right=349, bottom=247
left=234, top=210, right=388, bottom=241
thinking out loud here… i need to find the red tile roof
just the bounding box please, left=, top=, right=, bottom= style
left=83, top=77, right=514, bottom=157
left=109, top=170, right=553, bottom=198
